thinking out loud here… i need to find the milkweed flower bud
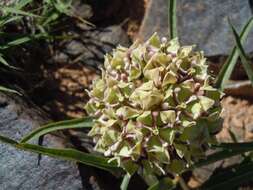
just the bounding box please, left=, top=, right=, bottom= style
left=85, top=33, right=224, bottom=176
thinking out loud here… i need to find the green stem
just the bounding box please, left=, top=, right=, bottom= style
left=120, top=173, right=131, bottom=190
left=169, top=0, right=177, bottom=39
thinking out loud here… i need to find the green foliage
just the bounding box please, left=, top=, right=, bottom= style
left=191, top=142, right=253, bottom=169
left=201, top=160, right=253, bottom=190
left=0, top=85, right=20, bottom=94
left=1, top=6, right=40, bottom=17
left=215, top=17, right=253, bottom=90
left=0, top=134, right=122, bottom=174
left=228, top=19, right=253, bottom=86
left=0, top=0, right=80, bottom=93
left=20, top=117, right=94, bottom=143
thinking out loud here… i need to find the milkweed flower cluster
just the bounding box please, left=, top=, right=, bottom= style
left=85, top=33, right=223, bottom=176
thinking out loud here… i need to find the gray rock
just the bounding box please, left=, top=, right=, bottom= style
left=139, top=0, right=253, bottom=56
left=55, top=25, right=130, bottom=68
left=0, top=93, right=83, bottom=190
left=72, top=1, right=93, bottom=19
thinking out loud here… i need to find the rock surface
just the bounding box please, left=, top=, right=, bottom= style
left=139, top=0, right=253, bottom=56
left=72, top=1, right=93, bottom=19
left=0, top=92, right=83, bottom=190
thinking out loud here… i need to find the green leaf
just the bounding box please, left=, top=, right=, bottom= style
left=120, top=173, right=131, bottom=190
left=215, top=17, right=253, bottom=90
left=0, top=134, right=122, bottom=174
left=0, top=7, right=40, bottom=18
left=41, top=11, right=60, bottom=26
left=148, top=177, right=176, bottom=190
left=14, top=0, right=33, bottom=9
left=19, top=144, right=119, bottom=173
left=191, top=142, right=253, bottom=169
left=168, top=0, right=177, bottom=39
left=53, top=0, right=72, bottom=15
left=0, top=15, right=23, bottom=27
left=0, top=34, right=44, bottom=50
left=20, top=117, right=94, bottom=143
left=0, top=54, right=10, bottom=67
left=229, top=19, right=253, bottom=86
left=216, top=142, right=253, bottom=150
left=200, top=161, right=253, bottom=190
left=0, top=134, right=19, bottom=145
left=0, top=85, right=21, bottom=95
left=0, top=53, right=19, bottom=69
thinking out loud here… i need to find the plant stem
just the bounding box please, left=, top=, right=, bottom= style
left=168, top=0, right=177, bottom=39
left=120, top=173, right=131, bottom=190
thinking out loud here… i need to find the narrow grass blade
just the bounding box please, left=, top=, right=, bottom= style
left=215, top=17, right=253, bottom=90
left=0, top=34, right=44, bottom=49
left=2, top=36, right=34, bottom=49
left=1, top=7, right=39, bottom=17
left=148, top=177, right=176, bottom=190
left=191, top=142, right=253, bottom=169
left=200, top=161, right=253, bottom=190
left=0, top=134, right=122, bottom=174
left=0, top=134, right=19, bottom=145
left=20, top=117, right=94, bottom=143
left=41, top=11, right=60, bottom=26
left=0, top=16, right=23, bottom=27
left=168, top=0, right=177, bottom=39
left=229, top=19, right=253, bottom=85
left=192, top=149, right=245, bottom=169
left=0, top=85, right=21, bottom=94
left=216, top=141, right=253, bottom=150
left=0, top=53, right=19, bottom=69
left=14, top=0, right=33, bottom=9
left=0, top=54, right=10, bottom=67
left=53, top=0, right=72, bottom=14
left=19, top=143, right=121, bottom=174
left=120, top=173, right=131, bottom=190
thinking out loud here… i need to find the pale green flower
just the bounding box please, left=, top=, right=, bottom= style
left=85, top=33, right=224, bottom=177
